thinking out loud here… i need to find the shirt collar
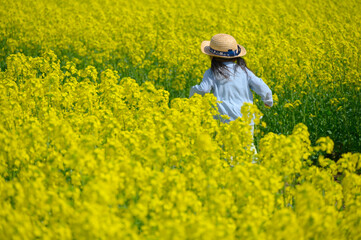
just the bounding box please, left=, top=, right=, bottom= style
left=223, top=61, right=236, bottom=67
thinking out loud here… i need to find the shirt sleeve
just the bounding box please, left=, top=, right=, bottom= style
left=246, top=68, right=273, bottom=107
left=189, top=70, right=213, bottom=98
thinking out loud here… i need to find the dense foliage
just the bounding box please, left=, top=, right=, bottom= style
left=0, top=0, right=360, bottom=239
left=1, top=0, right=360, bottom=155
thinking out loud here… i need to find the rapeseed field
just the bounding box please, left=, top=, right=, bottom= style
left=0, top=0, right=360, bottom=239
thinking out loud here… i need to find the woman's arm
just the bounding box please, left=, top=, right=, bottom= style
left=246, top=68, right=273, bottom=107
left=189, top=70, right=213, bottom=98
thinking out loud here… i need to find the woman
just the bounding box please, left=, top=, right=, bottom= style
left=189, top=34, right=273, bottom=157
left=189, top=33, right=273, bottom=124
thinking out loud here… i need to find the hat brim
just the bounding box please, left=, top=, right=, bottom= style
left=201, top=40, right=247, bottom=58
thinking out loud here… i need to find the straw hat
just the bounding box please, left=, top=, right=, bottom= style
left=201, top=34, right=246, bottom=58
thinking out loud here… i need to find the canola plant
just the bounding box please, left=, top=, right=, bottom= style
left=0, top=0, right=361, bottom=239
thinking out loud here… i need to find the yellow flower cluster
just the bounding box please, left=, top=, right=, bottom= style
left=1, top=53, right=360, bottom=239
left=1, top=0, right=361, bottom=238
left=1, top=0, right=360, bottom=94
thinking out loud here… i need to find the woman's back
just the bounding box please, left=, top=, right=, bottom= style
left=190, top=61, right=272, bottom=122
left=211, top=62, right=253, bottom=104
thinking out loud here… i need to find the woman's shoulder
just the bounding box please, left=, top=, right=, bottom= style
left=204, top=68, right=212, bottom=75
left=234, top=65, right=249, bottom=77
left=203, top=68, right=214, bottom=80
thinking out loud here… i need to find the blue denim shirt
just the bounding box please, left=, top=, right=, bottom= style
left=189, top=62, right=273, bottom=123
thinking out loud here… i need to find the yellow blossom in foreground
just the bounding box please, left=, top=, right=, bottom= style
left=0, top=53, right=360, bottom=239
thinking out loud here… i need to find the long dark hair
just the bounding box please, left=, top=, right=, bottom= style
left=211, top=56, right=250, bottom=79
